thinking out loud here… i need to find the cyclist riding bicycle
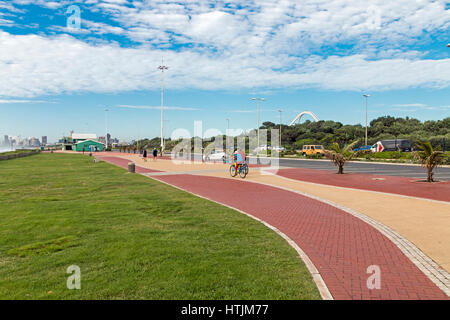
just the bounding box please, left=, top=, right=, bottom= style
left=233, top=149, right=246, bottom=172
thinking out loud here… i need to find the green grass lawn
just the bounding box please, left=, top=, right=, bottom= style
left=0, top=153, right=320, bottom=300
left=0, top=149, right=39, bottom=156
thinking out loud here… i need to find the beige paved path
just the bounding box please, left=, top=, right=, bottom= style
left=114, top=154, right=450, bottom=274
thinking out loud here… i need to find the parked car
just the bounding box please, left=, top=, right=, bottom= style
left=371, top=139, right=412, bottom=152
left=354, top=145, right=372, bottom=152
left=203, top=150, right=227, bottom=161
left=301, top=145, right=325, bottom=156
left=271, top=146, right=286, bottom=151
left=257, top=145, right=269, bottom=151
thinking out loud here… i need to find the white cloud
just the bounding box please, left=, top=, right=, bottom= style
left=118, top=105, right=199, bottom=111
left=393, top=103, right=428, bottom=108
left=0, top=99, right=48, bottom=103
left=1, top=1, right=450, bottom=97
left=0, top=30, right=450, bottom=98
left=91, top=0, right=449, bottom=55
left=11, top=0, right=67, bottom=9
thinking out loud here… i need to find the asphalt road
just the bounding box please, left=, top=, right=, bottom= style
left=274, top=158, right=450, bottom=181
left=188, top=153, right=450, bottom=181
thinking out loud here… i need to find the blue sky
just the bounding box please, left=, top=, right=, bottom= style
left=0, top=0, right=449, bottom=143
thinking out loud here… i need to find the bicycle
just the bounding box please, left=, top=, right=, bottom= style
left=230, top=162, right=247, bottom=179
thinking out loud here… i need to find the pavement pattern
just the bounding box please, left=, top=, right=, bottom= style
left=96, top=154, right=449, bottom=300
left=274, top=157, right=450, bottom=181
left=274, top=168, right=450, bottom=202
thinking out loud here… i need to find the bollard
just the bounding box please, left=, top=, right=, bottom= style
left=128, top=162, right=135, bottom=173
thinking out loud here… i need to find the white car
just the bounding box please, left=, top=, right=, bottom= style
left=203, top=150, right=226, bottom=162
left=272, top=146, right=285, bottom=151
left=254, top=145, right=269, bottom=152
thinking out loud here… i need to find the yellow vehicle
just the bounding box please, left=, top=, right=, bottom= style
left=301, top=145, right=325, bottom=156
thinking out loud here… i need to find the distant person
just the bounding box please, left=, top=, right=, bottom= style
left=143, top=149, right=147, bottom=162
left=153, top=148, right=158, bottom=160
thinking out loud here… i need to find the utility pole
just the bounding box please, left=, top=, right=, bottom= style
left=158, top=58, right=168, bottom=154
left=251, top=97, right=265, bottom=148
left=363, top=94, right=370, bottom=145
left=278, top=109, right=282, bottom=147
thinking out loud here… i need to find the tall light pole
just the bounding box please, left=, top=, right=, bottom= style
left=158, top=59, right=168, bottom=153
left=163, top=119, right=170, bottom=143
left=104, top=108, right=109, bottom=150
left=251, top=97, right=265, bottom=148
left=278, top=109, right=282, bottom=147
left=363, top=94, right=370, bottom=146
left=226, top=118, right=230, bottom=133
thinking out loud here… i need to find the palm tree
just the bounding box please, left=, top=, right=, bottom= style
left=414, top=141, right=445, bottom=182
left=324, top=140, right=361, bottom=174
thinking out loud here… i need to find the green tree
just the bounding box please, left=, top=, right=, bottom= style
left=324, top=140, right=361, bottom=174
left=414, top=141, right=446, bottom=182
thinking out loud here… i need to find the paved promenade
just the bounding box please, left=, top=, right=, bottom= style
left=275, top=167, right=450, bottom=202
left=96, top=154, right=449, bottom=299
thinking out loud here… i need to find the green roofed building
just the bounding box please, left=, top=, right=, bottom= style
left=73, top=140, right=104, bottom=152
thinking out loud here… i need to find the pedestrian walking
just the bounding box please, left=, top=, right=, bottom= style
left=143, top=149, right=147, bottom=162
left=153, top=147, right=158, bottom=160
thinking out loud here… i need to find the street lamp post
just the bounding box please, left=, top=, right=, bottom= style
left=163, top=119, right=170, bottom=144
left=158, top=59, right=168, bottom=154
left=278, top=109, right=282, bottom=147
left=226, top=118, right=230, bottom=133
left=363, top=94, right=370, bottom=146
left=104, top=108, right=109, bottom=150
left=251, top=97, right=265, bottom=148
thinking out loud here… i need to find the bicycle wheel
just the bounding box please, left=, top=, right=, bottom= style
left=239, top=167, right=247, bottom=179
left=243, top=163, right=249, bottom=175
left=229, top=165, right=237, bottom=177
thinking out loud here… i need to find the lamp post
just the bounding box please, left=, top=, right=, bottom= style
left=163, top=119, right=170, bottom=143
left=226, top=118, right=230, bottom=133
left=104, top=108, right=109, bottom=150
left=363, top=94, right=370, bottom=146
left=251, top=97, right=265, bottom=148
left=158, top=59, right=168, bottom=153
left=278, top=109, right=282, bottom=147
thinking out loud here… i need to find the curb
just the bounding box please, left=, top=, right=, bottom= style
left=256, top=156, right=450, bottom=168
left=100, top=155, right=450, bottom=298
left=142, top=172, right=333, bottom=300
left=250, top=171, right=450, bottom=297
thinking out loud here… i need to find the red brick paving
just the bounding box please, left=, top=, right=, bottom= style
left=152, top=174, right=447, bottom=300
left=100, top=155, right=448, bottom=300
left=275, top=168, right=450, bottom=202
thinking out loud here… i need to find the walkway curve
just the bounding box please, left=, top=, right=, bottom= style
left=151, top=176, right=333, bottom=300
left=98, top=155, right=448, bottom=300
